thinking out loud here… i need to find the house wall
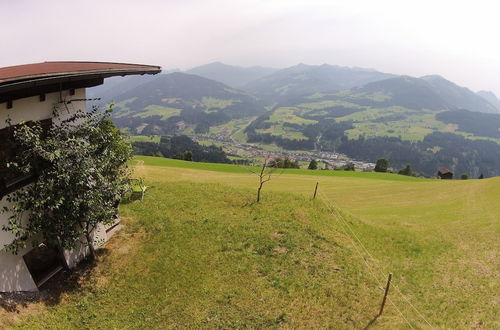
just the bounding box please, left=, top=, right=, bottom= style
left=63, top=222, right=109, bottom=269
left=0, top=88, right=86, bottom=128
left=0, top=88, right=87, bottom=247
left=0, top=88, right=99, bottom=292
left=0, top=247, right=38, bottom=292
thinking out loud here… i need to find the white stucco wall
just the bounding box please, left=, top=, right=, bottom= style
left=0, top=247, right=38, bottom=292
left=0, top=88, right=86, bottom=129
left=0, top=89, right=91, bottom=292
left=63, top=222, right=109, bottom=269
left=1, top=88, right=87, bottom=248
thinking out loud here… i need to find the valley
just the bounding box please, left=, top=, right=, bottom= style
left=3, top=2, right=500, bottom=329
left=88, top=62, right=500, bottom=178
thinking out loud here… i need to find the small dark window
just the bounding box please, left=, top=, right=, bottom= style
left=6, top=100, right=12, bottom=109
left=0, top=118, right=52, bottom=199
left=69, top=88, right=75, bottom=96
left=23, top=244, right=64, bottom=287
left=39, top=94, right=46, bottom=102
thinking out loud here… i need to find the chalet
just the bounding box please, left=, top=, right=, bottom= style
left=0, top=61, right=161, bottom=292
left=437, top=167, right=453, bottom=179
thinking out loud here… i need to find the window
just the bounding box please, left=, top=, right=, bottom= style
left=0, top=118, right=52, bottom=199
left=23, top=243, right=64, bottom=287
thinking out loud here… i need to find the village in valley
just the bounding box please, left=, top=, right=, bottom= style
left=192, top=134, right=376, bottom=171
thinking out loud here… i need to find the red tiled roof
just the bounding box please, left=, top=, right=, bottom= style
left=0, top=61, right=161, bottom=84
left=438, top=168, right=452, bottom=175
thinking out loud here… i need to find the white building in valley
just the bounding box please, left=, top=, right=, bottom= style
left=0, top=61, right=160, bottom=292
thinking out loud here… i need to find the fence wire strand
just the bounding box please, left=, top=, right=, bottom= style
left=317, top=190, right=433, bottom=328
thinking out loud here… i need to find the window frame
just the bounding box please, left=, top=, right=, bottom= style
left=0, top=118, right=52, bottom=199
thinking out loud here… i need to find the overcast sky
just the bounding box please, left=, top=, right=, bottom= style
left=1, top=0, right=499, bottom=95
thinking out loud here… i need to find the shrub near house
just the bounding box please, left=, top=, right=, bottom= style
left=2, top=108, right=132, bottom=260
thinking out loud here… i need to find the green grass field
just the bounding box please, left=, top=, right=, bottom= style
left=127, top=135, right=161, bottom=143
left=200, top=97, right=236, bottom=109
left=135, top=105, right=182, bottom=120
left=2, top=157, right=499, bottom=329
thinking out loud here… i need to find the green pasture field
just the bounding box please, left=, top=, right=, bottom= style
left=267, top=107, right=318, bottom=125
left=255, top=125, right=309, bottom=141
left=127, top=135, right=161, bottom=143
left=200, top=97, right=236, bottom=109
left=2, top=157, right=498, bottom=329
left=134, top=105, right=182, bottom=120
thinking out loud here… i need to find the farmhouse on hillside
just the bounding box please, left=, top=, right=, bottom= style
left=0, top=61, right=161, bottom=292
left=437, top=167, right=453, bottom=179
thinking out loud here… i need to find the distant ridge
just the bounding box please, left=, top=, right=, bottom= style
left=477, top=90, right=500, bottom=112
left=350, top=74, right=498, bottom=113
left=186, top=62, right=278, bottom=88
left=421, top=75, right=498, bottom=113
left=241, top=63, right=395, bottom=103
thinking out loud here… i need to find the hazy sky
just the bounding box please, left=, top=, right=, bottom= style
left=2, top=0, right=499, bottom=95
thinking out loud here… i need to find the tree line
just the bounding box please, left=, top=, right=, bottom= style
left=132, top=135, right=230, bottom=163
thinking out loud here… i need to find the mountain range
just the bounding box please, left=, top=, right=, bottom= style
left=88, top=62, right=500, bottom=177
left=186, top=62, right=277, bottom=88
left=242, top=63, right=395, bottom=104
left=477, top=90, right=500, bottom=110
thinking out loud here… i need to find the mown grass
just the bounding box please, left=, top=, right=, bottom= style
left=268, top=107, right=318, bottom=125
left=206, top=117, right=254, bottom=142
left=127, top=135, right=161, bottom=143
left=2, top=158, right=498, bottom=329
left=135, top=105, right=182, bottom=120
left=255, top=125, right=309, bottom=141
left=341, top=109, right=459, bottom=142
left=135, top=156, right=425, bottom=182
left=201, top=97, right=235, bottom=109
left=5, top=183, right=387, bottom=329
left=127, top=158, right=500, bottom=328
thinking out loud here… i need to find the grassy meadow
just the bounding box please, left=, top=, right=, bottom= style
left=1, top=157, right=498, bottom=329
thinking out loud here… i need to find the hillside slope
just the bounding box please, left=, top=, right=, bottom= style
left=477, top=90, right=500, bottom=111
left=244, top=73, right=500, bottom=176
left=242, top=64, right=395, bottom=103
left=110, top=72, right=266, bottom=135
left=421, top=75, right=498, bottom=113
left=4, top=158, right=498, bottom=328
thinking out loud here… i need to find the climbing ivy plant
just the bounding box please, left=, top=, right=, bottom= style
left=1, top=106, right=132, bottom=260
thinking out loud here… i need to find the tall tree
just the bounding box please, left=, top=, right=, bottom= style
left=398, top=164, right=414, bottom=176
left=374, top=158, right=389, bottom=172
left=308, top=159, right=318, bottom=170
left=2, top=106, right=132, bottom=260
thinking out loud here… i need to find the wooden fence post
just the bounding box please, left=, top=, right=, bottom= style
left=313, top=182, right=319, bottom=199
left=378, top=273, right=392, bottom=317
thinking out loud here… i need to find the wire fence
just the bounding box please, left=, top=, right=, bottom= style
left=317, top=190, right=433, bottom=329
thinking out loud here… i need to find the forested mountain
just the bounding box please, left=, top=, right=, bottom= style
left=477, top=90, right=500, bottom=111
left=245, top=73, right=500, bottom=177
left=87, top=70, right=180, bottom=102
left=242, top=63, right=395, bottom=104
left=349, top=76, right=449, bottom=110
left=342, top=75, right=499, bottom=113
left=97, top=61, right=500, bottom=177
left=110, top=72, right=266, bottom=135
left=186, top=62, right=278, bottom=88
left=421, top=75, right=498, bottom=113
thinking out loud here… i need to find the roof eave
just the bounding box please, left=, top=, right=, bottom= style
left=0, top=68, right=161, bottom=103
